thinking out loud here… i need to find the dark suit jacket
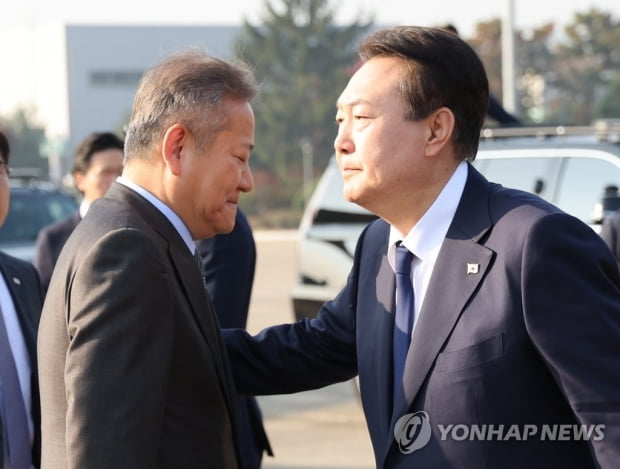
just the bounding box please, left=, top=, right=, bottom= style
left=0, top=251, right=43, bottom=467
left=37, top=182, right=242, bottom=469
left=487, top=95, right=521, bottom=125
left=196, top=210, right=272, bottom=469
left=33, top=212, right=81, bottom=293
left=600, top=210, right=620, bottom=270
left=224, top=165, right=620, bottom=469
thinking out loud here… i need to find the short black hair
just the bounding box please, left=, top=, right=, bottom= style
left=72, top=132, right=124, bottom=174
left=0, top=130, right=10, bottom=163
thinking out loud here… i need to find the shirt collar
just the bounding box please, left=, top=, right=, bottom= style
left=388, top=161, right=468, bottom=267
left=79, top=199, right=90, bottom=218
left=116, top=176, right=196, bottom=254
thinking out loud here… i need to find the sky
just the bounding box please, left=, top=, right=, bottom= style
left=1, top=0, right=618, bottom=139
left=2, top=0, right=619, bottom=38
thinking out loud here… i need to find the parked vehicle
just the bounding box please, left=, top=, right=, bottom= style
left=291, top=122, right=620, bottom=320
left=0, top=178, right=78, bottom=263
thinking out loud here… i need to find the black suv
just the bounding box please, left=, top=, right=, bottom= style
left=0, top=177, right=78, bottom=263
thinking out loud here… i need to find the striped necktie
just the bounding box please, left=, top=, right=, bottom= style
left=393, top=243, right=415, bottom=405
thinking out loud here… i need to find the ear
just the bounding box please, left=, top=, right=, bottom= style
left=73, top=171, right=86, bottom=193
left=162, top=124, right=190, bottom=176
left=425, top=107, right=455, bottom=157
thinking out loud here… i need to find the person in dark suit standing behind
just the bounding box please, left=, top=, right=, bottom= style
left=37, top=50, right=258, bottom=469
left=223, top=26, right=620, bottom=469
left=442, top=23, right=521, bottom=126
left=600, top=209, right=620, bottom=269
left=196, top=209, right=273, bottom=468
left=33, top=131, right=124, bottom=292
left=0, top=130, right=44, bottom=468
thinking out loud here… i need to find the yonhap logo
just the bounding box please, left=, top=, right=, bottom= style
left=393, top=412, right=606, bottom=455
left=394, top=411, right=432, bottom=454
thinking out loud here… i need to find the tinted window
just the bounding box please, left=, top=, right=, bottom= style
left=0, top=189, right=77, bottom=245
left=473, top=157, right=560, bottom=200
left=555, top=157, right=620, bottom=224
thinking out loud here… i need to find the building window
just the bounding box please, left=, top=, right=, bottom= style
left=90, top=70, right=144, bottom=87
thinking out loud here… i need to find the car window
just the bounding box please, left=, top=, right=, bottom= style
left=472, top=156, right=560, bottom=201
left=0, top=190, right=77, bottom=246
left=554, top=157, right=620, bottom=224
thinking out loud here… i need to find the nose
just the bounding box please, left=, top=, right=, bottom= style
left=240, top=166, right=254, bottom=193
left=334, top=124, right=354, bottom=156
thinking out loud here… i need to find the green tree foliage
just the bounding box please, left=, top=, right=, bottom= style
left=550, top=8, right=620, bottom=123
left=234, top=0, right=373, bottom=217
left=597, top=75, right=620, bottom=119
left=0, top=107, right=47, bottom=175
left=465, top=8, right=619, bottom=125
left=469, top=20, right=504, bottom=102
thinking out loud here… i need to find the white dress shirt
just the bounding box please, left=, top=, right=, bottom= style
left=388, top=161, right=468, bottom=333
left=116, top=177, right=196, bottom=255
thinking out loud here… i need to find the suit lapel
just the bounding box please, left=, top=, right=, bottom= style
left=359, top=242, right=396, bottom=440
left=167, top=241, right=242, bottom=457
left=107, top=184, right=241, bottom=440
left=386, top=165, right=497, bottom=457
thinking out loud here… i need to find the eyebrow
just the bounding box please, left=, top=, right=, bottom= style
left=336, top=98, right=373, bottom=109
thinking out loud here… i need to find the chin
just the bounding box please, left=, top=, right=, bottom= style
left=214, top=217, right=236, bottom=235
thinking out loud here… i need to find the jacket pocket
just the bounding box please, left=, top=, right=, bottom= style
left=436, top=334, right=503, bottom=372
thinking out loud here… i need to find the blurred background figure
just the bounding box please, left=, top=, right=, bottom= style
left=599, top=207, right=620, bottom=270
left=443, top=23, right=522, bottom=126
left=195, top=209, right=273, bottom=469
left=33, top=131, right=124, bottom=292
left=0, top=129, right=44, bottom=468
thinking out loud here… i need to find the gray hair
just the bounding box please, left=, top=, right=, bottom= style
left=124, top=49, right=257, bottom=161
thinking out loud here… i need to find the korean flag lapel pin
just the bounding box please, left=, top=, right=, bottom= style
left=466, top=263, right=479, bottom=275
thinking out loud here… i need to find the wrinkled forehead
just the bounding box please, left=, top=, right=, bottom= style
left=337, top=57, right=404, bottom=111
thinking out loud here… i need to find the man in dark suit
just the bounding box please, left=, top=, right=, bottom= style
left=600, top=209, right=620, bottom=269
left=0, top=130, right=44, bottom=468
left=223, top=26, right=620, bottom=468
left=37, top=50, right=258, bottom=468
left=196, top=209, right=273, bottom=468
left=33, top=131, right=124, bottom=292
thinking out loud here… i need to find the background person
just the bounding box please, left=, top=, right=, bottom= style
left=196, top=209, right=273, bottom=468
left=600, top=209, right=620, bottom=270
left=442, top=23, right=522, bottom=126
left=0, top=129, right=44, bottom=469
left=33, top=131, right=123, bottom=292
left=223, top=26, right=620, bottom=469
left=37, top=50, right=257, bottom=469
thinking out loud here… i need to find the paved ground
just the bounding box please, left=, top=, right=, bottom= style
left=246, top=231, right=375, bottom=469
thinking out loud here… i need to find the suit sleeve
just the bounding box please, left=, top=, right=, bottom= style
left=521, top=212, right=620, bottom=468
left=64, top=229, right=174, bottom=469
left=33, top=229, right=55, bottom=294
left=223, top=223, right=371, bottom=396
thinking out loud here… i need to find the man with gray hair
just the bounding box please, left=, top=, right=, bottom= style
left=37, top=50, right=257, bottom=469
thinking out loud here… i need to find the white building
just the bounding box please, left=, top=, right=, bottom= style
left=1, top=24, right=240, bottom=180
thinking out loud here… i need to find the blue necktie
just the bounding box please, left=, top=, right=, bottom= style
left=393, top=243, right=415, bottom=403
left=0, top=305, right=32, bottom=469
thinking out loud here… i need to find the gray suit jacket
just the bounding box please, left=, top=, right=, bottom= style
left=0, top=251, right=43, bottom=467
left=224, top=164, right=620, bottom=468
left=37, top=182, right=241, bottom=469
